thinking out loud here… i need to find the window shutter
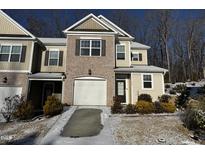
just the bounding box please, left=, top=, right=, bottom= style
left=101, top=40, right=106, bottom=56
left=131, top=53, right=133, bottom=61
left=44, top=50, right=49, bottom=66
left=20, top=46, right=27, bottom=62
left=75, top=39, right=80, bottom=56
left=58, top=51, right=63, bottom=66
left=139, top=53, right=142, bottom=61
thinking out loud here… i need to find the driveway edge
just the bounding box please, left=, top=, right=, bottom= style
left=39, top=106, right=77, bottom=145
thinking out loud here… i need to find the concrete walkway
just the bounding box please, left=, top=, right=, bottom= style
left=39, top=106, right=114, bottom=145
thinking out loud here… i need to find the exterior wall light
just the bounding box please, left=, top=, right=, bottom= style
left=88, top=69, right=92, bottom=76
left=3, top=77, right=7, bottom=83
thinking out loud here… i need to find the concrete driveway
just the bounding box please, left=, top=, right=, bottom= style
left=61, top=109, right=103, bottom=137
left=39, top=106, right=114, bottom=145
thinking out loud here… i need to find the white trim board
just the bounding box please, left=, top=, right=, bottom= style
left=63, top=13, right=118, bottom=34
left=28, top=78, right=63, bottom=81
left=141, top=73, right=154, bottom=90
left=0, top=70, right=30, bottom=73
left=98, top=15, right=134, bottom=39
left=0, top=10, right=36, bottom=39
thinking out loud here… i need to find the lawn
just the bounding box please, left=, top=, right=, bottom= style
left=111, top=113, right=200, bottom=145
left=0, top=115, right=59, bottom=145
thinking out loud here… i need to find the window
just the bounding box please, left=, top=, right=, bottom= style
left=49, top=50, right=59, bottom=66
left=10, top=46, right=22, bottom=62
left=0, top=45, right=22, bottom=62
left=131, top=52, right=142, bottom=61
left=80, top=40, right=101, bottom=56
left=116, top=44, right=125, bottom=60
left=143, top=74, right=153, bottom=89
left=132, top=53, right=139, bottom=61
left=0, top=45, right=11, bottom=61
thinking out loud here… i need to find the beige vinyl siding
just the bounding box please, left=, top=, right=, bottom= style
left=0, top=40, right=33, bottom=70
left=131, top=49, right=148, bottom=65
left=131, top=73, right=164, bottom=103
left=0, top=13, right=26, bottom=35
left=116, top=40, right=130, bottom=67
left=40, top=45, right=66, bottom=72
left=74, top=18, right=107, bottom=30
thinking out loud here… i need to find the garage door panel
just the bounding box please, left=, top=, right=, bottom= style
left=0, top=87, right=22, bottom=109
left=74, top=79, right=106, bottom=106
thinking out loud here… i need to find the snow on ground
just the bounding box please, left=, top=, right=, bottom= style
left=0, top=114, right=60, bottom=145
left=40, top=106, right=114, bottom=145
left=111, top=113, right=199, bottom=145
left=0, top=114, right=5, bottom=123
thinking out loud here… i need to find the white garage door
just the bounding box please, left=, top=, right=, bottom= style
left=0, top=87, right=22, bottom=110
left=74, top=77, right=107, bottom=105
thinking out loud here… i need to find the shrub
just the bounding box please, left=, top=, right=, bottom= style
left=169, top=90, right=176, bottom=95
left=176, top=87, right=190, bottom=107
left=136, top=100, right=155, bottom=114
left=125, top=104, right=137, bottom=114
left=159, top=102, right=176, bottom=113
left=159, top=94, right=171, bottom=103
left=184, top=109, right=205, bottom=130
left=183, top=98, right=205, bottom=130
left=138, top=94, right=152, bottom=103
left=14, top=100, right=34, bottom=120
left=0, top=95, right=20, bottom=122
left=111, top=96, right=123, bottom=114
left=173, top=84, right=187, bottom=93
left=186, top=99, right=200, bottom=110
left=165, top=84, right=171, bottom=89
left=156, top=94, right=176, bottom=113
left=154, top=101, right=163, bottom=113
left=43, top=96, right=63, bottom=117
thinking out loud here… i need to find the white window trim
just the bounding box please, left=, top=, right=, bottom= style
left=0, top=44, right=22, bottom=62
left=116, top=44, right=126, bottom=60
left=132, top=52, right=140, bottom=61
left=141, top=73, right=154, bottom=90
left=80, top=39, right=102, bottom=57
left=48, top=49, right=60, bottom=66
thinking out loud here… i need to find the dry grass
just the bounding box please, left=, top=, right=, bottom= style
left=112, top=114, right=199, bottom=145
left=0, top=115, right=59, bottom=144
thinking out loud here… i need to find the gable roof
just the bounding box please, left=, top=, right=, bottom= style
left=114, top=65, right=168, bottom=74
left=0, top=10, right=36, bottom=39
left=39, top=37, right=66, bottom=46
left=98, top=15, right=134, bottom=39
left=63, top=13, right=118, bottom=34
left=131, top=41, right=150, bottom=49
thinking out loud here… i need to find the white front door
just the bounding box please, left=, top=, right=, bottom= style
left=74, top=77, right=107, bottom=105
left=0, top=87, right=22, bottom=110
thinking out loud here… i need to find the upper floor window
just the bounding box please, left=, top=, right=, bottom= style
left=142, top=74, right=153, bottom=89
left=80, top=40, right=101, bottom=56
left=0, top=44, right=22, bottom=62
left=49, top=50, right=59, bottom=66
left=116, top=44, right=125, bottom=60
left=131, top=52, right=142, bottom=61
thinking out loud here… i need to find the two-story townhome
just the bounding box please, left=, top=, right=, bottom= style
left=0, top=10, right=44, bottom=110
left=62, top=13, right=167, bottom=106
left=0, top=11, right=167, bottom=111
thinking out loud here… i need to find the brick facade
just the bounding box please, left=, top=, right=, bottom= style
left=63, top=35, right=116, bottom=106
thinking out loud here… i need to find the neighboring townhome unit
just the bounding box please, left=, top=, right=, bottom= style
left=27, top=37, right=66, bottom=110
left=0, top=10, right=44, bottom=110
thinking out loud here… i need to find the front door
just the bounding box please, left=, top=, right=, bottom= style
left=116, top=80, right=126, bottom=103
left=42, top=83, right=54, bottom=106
